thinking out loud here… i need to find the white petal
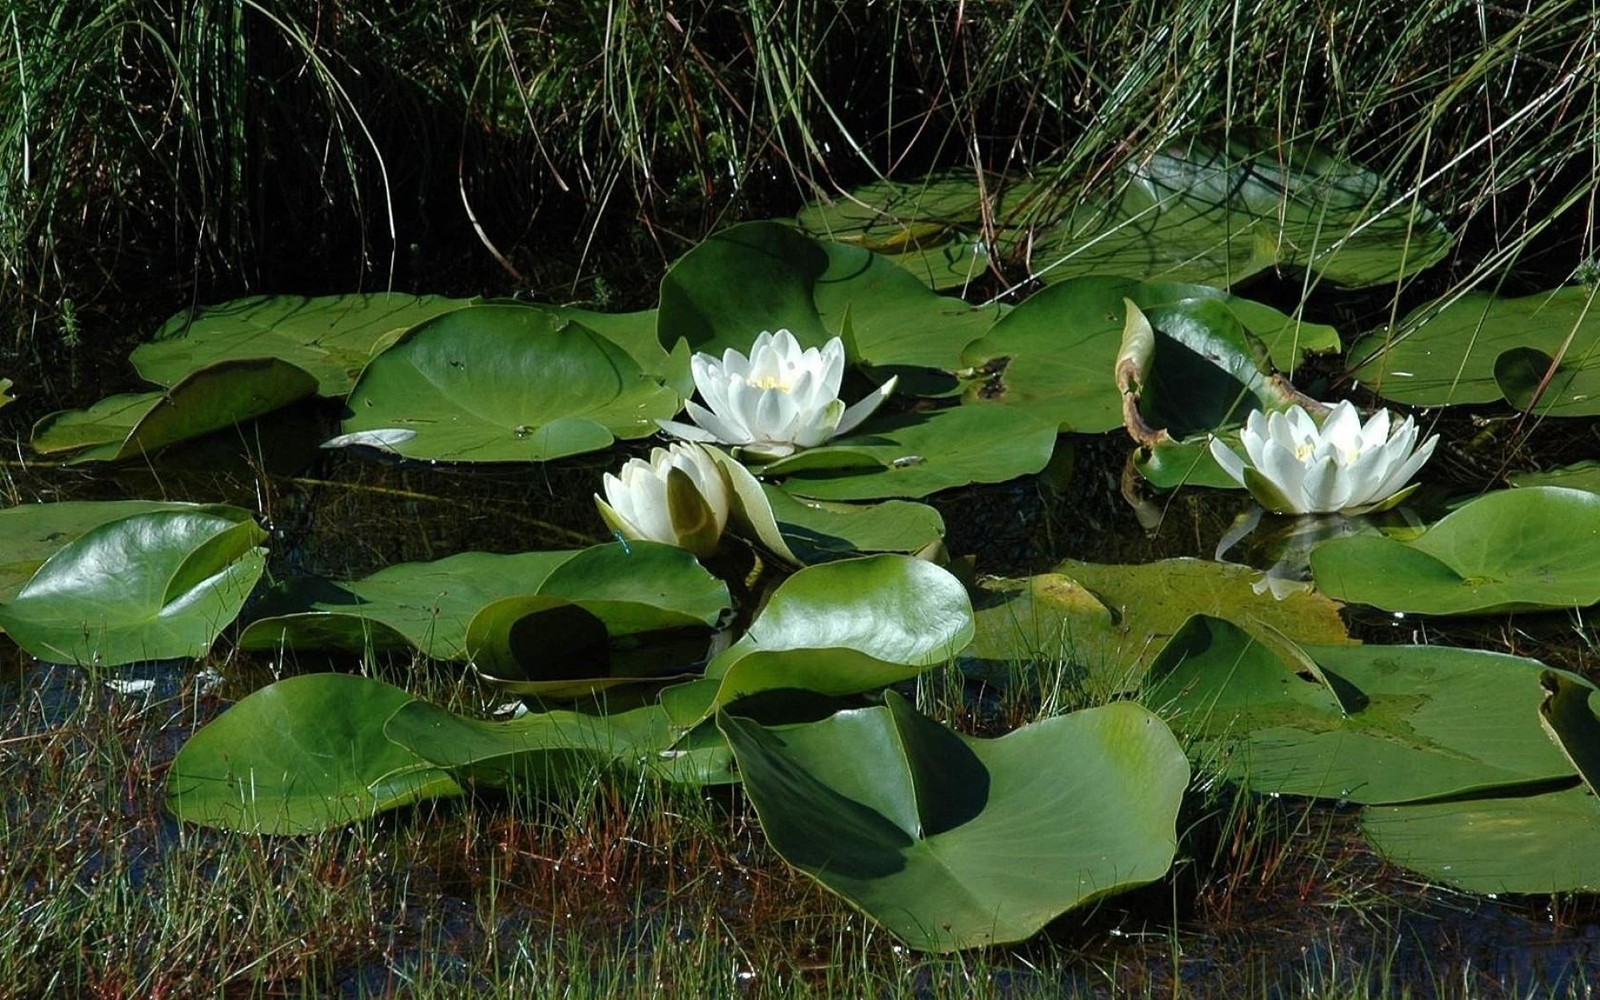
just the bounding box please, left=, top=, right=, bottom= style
left=1256, top=439, right=1311, bottom=513
left=834, top=376, right=897, bottom=437
left=1208, top=436, right=1248, bottom=487
left=818, top=337, right=845, bottom=399
left=1331, top=445, right=1390, bottom=509
left=1357, top=408, right=1393, bottom=452
left=1369, top=433, right=1439, bottom=503
left=719, top=346, right=751, bottom=380
left=321, top=428, right=417, bottom=452
left=1319, top=400, right=1362, bottom=451
left=696, top=363, right=735, bottom=420
left=722, top=381, right=761, bottom=440
left=1299, top=456, right=1343, bottom=513
left=794, top=398, right=847, bottom=447
left=687, top=399, right=748, bottom=443
left=657, top=416, right=723, bottom=444
left=752, top=387, right=795, bottom=444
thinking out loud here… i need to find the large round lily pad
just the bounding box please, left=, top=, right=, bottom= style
left=167, top=674, right=462, bottom=834
left=341, top=305, right=680, bottom=462
left=1146, top=615, right=1581, bottom=803
left=0, top=508, right=268, bottom=665
left=1363, top=784, right=1600, bottom=895
left=132, top=293, right=479, bottom=396
left=239, top=549, right=583, bottom=658
left=31, top=358, right=319, bottom=463
left=1310, top=487, right=1600, bottom=614
left=1363, top=675, right=1600, bottom=893
left=1349, top=287, right=1600, bottom=415
left=722, top=691, right=1188, bottom=951
left=793, top=171, right=992, bottom=290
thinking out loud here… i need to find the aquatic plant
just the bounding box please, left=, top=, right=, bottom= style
left=658, top=330, right=897, bottom=460
left=596, top=443, right=731, bottom=559
left=1208, top=400, right=1438, bottom=515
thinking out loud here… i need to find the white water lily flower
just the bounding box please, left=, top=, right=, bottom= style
left=595, top=442, right=731, bottom=559
left=658, top=329, right=897, bottom=461
left=1208, top=400, right=1438, bottom=515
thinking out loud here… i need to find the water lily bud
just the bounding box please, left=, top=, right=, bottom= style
left=595, top=443, right=731, bottom=559
left=1209, top=400, right=1438, bottom=515
left=657, top=329, right=896, bottom=460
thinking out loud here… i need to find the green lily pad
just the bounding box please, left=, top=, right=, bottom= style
left=0, top=500, right=215, bottom=602
left=1363, top=784, right=1600, bottom=895
left=960, top=574, right=1117, bottom=686
left=658, top=220, right=1001, bottom=385
left=1046, top=557, right=1352, bottom=691
left=1025, top=135, right=1451, bottom=289
left=793, top=171, right=992, bottom=290
left=1363, top=670, right=1600, bottom=894
left=761, top=486, right=944, bottom=562
left=759, top=405, right=1059, bottom=501
left=385, top=698, right=737, bottom=788
left=659, top=222, right=834, bottom=354
left=1147, top=616, right=1581, bottom=803
left=961, top=277, right=1322, bottom=434
left=668, top=555, right=973, bottom=722
left=239, top=550, right=582, bottom=658
left=797, top=139, right=1450, bottom=292
left=721, top=691, right=1188, bottom=951
left=166, top=674, right=463, bottom=834
left=1349, top=287, right=1600, bottom=414
left=31, top=358, right=319, bottom=463
left=463, top=543, right=730, bottom=695
left=1309, top=487, right=1600, bottom=614
left=239, top=542, right=726, bottom=662
left=1509, top=460, right=1600, bottom=494
left=0, top=378, right=11, bottom=410
left=341, top=305, right=680, bottom=462
left=132, top=294, right=479, bottom=397
left=0, top=508, right=267, bottom=666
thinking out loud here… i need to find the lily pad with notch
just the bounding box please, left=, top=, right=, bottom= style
left=385, top=697, right=738, bottom=789
left=721, top=691, right=1188, bottom=951
left=341, top=305, right=681, bottom=462
left=1361, top=670, right=1600, bottom=894
left=658, top=220, right=1002, bottom=392
left=0, top=499, right=217, bottom=602
left=240, top=541, right=727, bottom=663
left=1045, top=556, right=1352, bottom=691
left=961, top=277, right=1323, bottom=436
